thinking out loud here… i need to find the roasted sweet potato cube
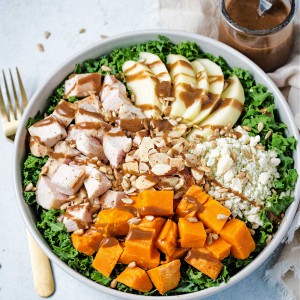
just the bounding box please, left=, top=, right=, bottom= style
left=125, top=226, right=156, bottom=258
left=147, top=259, right=181, bottom=294
left=136, top=217, right=166, bottom=239
left=155, top=219, right=177, bottom=257
left=116, top=266, right=153, bottom=292
left=95, top=208, right=135, bottom=236
left=163, top=248, right=189, bottom=264
left=197, top=199, right=231, bottom=233
left=92, top=237, right=123, bottom=277
left=185, top=247, right=223, bottom=280
left=178, top=218, right=206, bottom=248
left=71, top=228, right=103, bottom=256
left=119, top=247, right=160, bottom=270
left=185, top=185, right=210, bottom=204
left=205, top=237, right=231, bottom=260
left=220, top=219, right=255, bottom=259
left=138, top=190, right=174, bottom=216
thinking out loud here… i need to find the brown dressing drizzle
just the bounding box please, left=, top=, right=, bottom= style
left=168, top=60, right=194, bottom=71
left=106, top=130, right=125, bottom=137
left=176, top=83, right=203, bottom=108
left=156, top=81, right=171, bottom=97
left=183, top=195, right=205, bottom=214
left=127, top=227, right=153, bottom=241
left=201, top=93, right=220, bottom=110
left=208, top=75, right=224, bottom=84
left=34, top=116, right=56, bottom=127
left=77, top=107, right=102, bottom=119
left=100, top=237, right=118, bottom=248
left=55, top=101, right=76, bottom=118
left=185, top=249, right=220, bottom=263
left=211, top=98, right=244, bottom=114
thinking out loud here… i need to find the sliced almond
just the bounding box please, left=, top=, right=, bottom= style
left=127, top=217, right=141, bottom=225
left=135, top=175, right=157, bottom=190
left=121, top=198, right=133, bottom=205
left=110, top=279, right=117, bottom=288
left=258, top=122, right=264, bottom=132
left=127, top=261, right=136, bottom=268
left=151, top=164, right=177, bottom=176
left=148, top=152, right=170, bottom=167
left=145, top=215, right=154, bottom=221
left=139, top=162, right=149, bottom=174
left=187, top=217, right=198, bottom=223
left=216, top=213, right=228, bottom=220
left=191, top=168, right=204, bottom=181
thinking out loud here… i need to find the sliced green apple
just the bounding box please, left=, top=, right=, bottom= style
left=122, top=60, right=162, bottom=117
left=139, top=52, right=171, bottom=97
left=187, top=59, right=224, bottom=125
left=191, top=60, right=209, bottom=91
left=166, top=54, right=201, bottom=122
left=187, top=75, right=245, bottom=141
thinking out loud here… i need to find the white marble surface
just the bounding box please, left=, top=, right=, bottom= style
left=0, top=0, right=297, bottom=299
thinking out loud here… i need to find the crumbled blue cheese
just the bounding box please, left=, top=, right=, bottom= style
left=191, top=126, right=281, bottom=228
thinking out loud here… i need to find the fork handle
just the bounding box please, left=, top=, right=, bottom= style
left=26, top=230, right=55, bottom=297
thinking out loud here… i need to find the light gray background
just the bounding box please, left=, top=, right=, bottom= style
left=0, top=0, right=296, bottom=299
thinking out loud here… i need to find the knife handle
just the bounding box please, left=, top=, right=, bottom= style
left=26, top=230, right=55, bottom=297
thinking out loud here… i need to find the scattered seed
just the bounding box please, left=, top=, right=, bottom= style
left=127, top=217, right=141, bottom=225
left=145, top=215, right=154, bottom=221
left=110, top=279, right=117, bottom=289
left=187, top=217, right=198, bottom=223
left=31, top=187, right=37, bottom=192
left=127, top=261, right=136, bottom=268
left=204, top=182, right=210, bottom=192
left=70, top=141, right=76, bottom=148
left=217, top=213, right=228, bottom=220
left=163, top=97, right=176, bottom=102
left=74, top=229, right=84, bottom=235
left=205, top=228, right=212, bottom=234
left=40, top=166, right=49, bottom=176
left=100, top=34, right=108, bottom=39
left=211, top=233, right=219, bottom=240
left=259, top=107, right=268, bottom=113
left=44, top=31, right=51, bottom=39
left=68, top=195, right=76, bottom=201
left=206, top=233, right=213, bottom=245
left=272, top=189, right=277, bottom=195
left=199, top=165, right=211, bottom=173
left=265, top=130, right=272, bottom=140
left=79, top=28, right=86, bottom=34
left=101, top=65, right=112, bottom=72
left=258, top=122, right=264, bottom=132
left=215, top=197, right=228, bottom=202
left=121, top=198, right=133, bottom=205
left=255, top=144, right=265, bottom=150
left=236, top=172, right=246, bottom=179
left=37, top=43, right=44, bottom=52
left=248, top=228, right=255, bottom=235
left=60, top=202, right=71, bottom=210
left=218, top=188, right=229, bottom=193
left=163, top=106, right=171, bottom=116
left=242, top=125, right=251, bottom=131
left=90, top=156, right=98, bottom=163
left=252, top=154, right=257, bottom=164
left=24, top=182, right=33, bottom=192
left=266, top=235, right=272, bottom=244
left=246, top=172, right=252, bottom=183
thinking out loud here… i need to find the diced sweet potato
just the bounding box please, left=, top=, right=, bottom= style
left=116, top=267, right=153, bottom=292
left=125, top=226, right=156, bottom=258
left=205, top=237, right=231, bottom=260
left=178, top=218, right=206, bottom=248
left=71, top=228, right=103, bottom=256
left=155, top=219, right=177, bottom=257
left=138, top=190, right=174, bottom=217
left=197, top=199, right=231, bottom=234
left=185, top=185, right=210, bottom=204
left=119, top=247, right=160, bottom=270
left=220, top=219, right=255, bottom=259
left=185, top=247, right=223, bottom=280
left=92, top=237, right=123, bottom=277
left=163, top=248, right=189, bottom=264
left=147, top=259, right=181, bottom=294
left=136, top=217, right=166, bottom=239
left=95, top=207, right=135, bottom=236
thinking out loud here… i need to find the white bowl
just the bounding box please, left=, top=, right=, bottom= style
left=13, top=29, right=300, bottom=299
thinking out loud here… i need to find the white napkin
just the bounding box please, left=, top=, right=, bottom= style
left=160, top=1, right=300, bottom=299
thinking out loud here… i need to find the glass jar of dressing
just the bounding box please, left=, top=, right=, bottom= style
left=219, top=0, right=296, bottom=72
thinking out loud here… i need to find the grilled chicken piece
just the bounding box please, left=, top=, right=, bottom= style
left=76, top=133, right=107, bottom=161
left=51, top=164, right=86, bottom=195
left=75, top=95, right=103, bottom=123
left=64, top=73, right=102, bottom=98
left=63, top=203, right=92, bottom=232
left=118, top=103, right=145, bottom=119
left=53, top=100, right=77, bottom=127
left=84, top=166, right=112, bottom=199
left=103, top=129, right=132, bottom=167
left=36, top=176, right=68, bottom=209
left=43, top=157, right=65, bottom=178
left=102, top=75, right=127, bottom=95
left=99, top=190, right=125, bottom=209
left=29, top=136, right=53, bottom=157
left=101, top=87, right=129, bottom=112
left=53, top=141, right=80, bottom=158
left=28, top=116, right=67, bottom=147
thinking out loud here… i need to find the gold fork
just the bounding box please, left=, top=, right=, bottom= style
left=0, top=68, right=55, bottom=297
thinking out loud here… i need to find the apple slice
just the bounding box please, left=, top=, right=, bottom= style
left=122, top=60, right=162, bottom=117
left=188, top=59, right=224, bottom=125
left=191, top=60, right=209, bottom=92
left=187, top=75, right=245, bottom=141
left=139, top=52, right=171, bottom=97
left=166, top=54, right=202, bottom=122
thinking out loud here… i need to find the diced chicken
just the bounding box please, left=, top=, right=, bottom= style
left=63, top=203, right=92, bottom=232
left=101, top=87, right=129, bottom=112
left=53, top=100, right=77, bottom=126
left=66, top=121, right=111, bottom=143
left=76, top=133, right=107, bottom=161
left=44, top=157, right=64, bottom=178
left=84, top=166, right=112, bottom=198
left=28, top=116, right=67, bottom=147
left=36, top=176, right=68, bottom=209
left=75, top=95, right=103, bottom=123
left=119, top=103, right=145, bottom=119
left=53, top=141, right=80, bottom=158
left=102, top=75, right=126, bottom=96
left=64, top=73, right=102, bottom=98
left=51, top=164, right=86, bottom=195
left=103, top=129, right=132, bottom=167
left=29, top=136, right=53, bottom=157
left=99, top=190, right=125, bottom=209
